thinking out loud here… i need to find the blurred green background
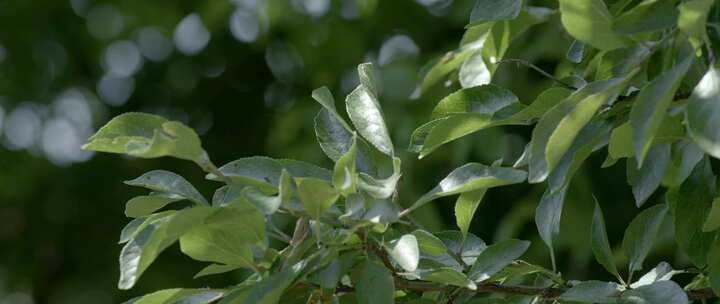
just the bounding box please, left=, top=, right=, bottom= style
left=0, top=0, right=692, bottom=303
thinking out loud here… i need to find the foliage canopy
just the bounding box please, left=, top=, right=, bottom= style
left=85, top=0, right=720, bottom=303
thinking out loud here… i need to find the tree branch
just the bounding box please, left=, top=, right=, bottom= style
left=299, top=280, right=717, bottom=301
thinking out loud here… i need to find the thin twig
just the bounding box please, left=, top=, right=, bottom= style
left=496, top=58, right=575, bottom=89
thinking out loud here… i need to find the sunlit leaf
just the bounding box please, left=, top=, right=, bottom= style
left=119, top=207, right=216, bottom=289
left=630, top=56, right=693, bottom=165
left=411, top=86, right=570, bottom=158
left=125, top=170, right=208, bottom=205
left=179, top=201, right=264, bottom=269
left=313, top=87, right=376, bottom=173
left=207, top=157, right=330, bottom=193
left=346, top=63, right=394, bottom=156
left=678, top=0, right=714, bottom=49
left=333, top=133, right=358, bottom=195
left=559, top=0, right=628, bottom=50
left=386, top=234, right=420, bottom=272
left=404, top=163, right=526, bottom=214
left=83, top=112, right=206, bottom=163
left=630, top=262, right=680, bottom=288
left=529, top=78, right=627, bottom=183
left=687, top=67, right=720, bottom=158
left=620, top=280, right=688, bottom=304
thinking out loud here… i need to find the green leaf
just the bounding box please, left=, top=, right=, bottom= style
left=415, top=266, right=477, bottom=290
left=622, top=204, right=667, bottom=274
left=179, top=200, right=265, bottom=268
left=242, top=169, right=290, bottom=215
left=357, top=157, right=402, bottom=199
left=315, top=252, right=356, bottom=289
left=673, top=158, right=717, bottom=267
left=339, top=193, right=365, bottom=223
left=83, top=112, right=205, bottom=162
left=419, top=47, right=479, bottom=94
left=630, top=56, right=693, bottom=165
left=591, top=200, right=622, bottom=282
left=487, top=260, right=562, bottom=284
left=544, top=81, right=624, bottom=174
left=313, top=88, right=376, bottom=173
left=194, top=264, right=241, bottom=278
left=535, top=186, right=566, bottom=265
left=432, top=84, right=519, bottom=119
left=311, top=86, right=340, bottom=114
left=125, top=193, right=183, bottom=218
left=212, top=185, right=244, bottom=207
left=608, top=122, right=633, bottom=160
left=620, top=280, right=688, bottom=304
left=595, top=44, right=652, bottom=80
left=362, top=199, right=401, bottom=225
left=120, top=216, right=153, bottom=244
left=123, top=288, right=224, bottom=304
left=560, top=281, right=623, bottom=303
left=536, top=119, right=613, bottom=258
left=558, top=0, right=628, bottom=51
left=567, top=40, right=585, bottom=63
left=630, top=262, right=679, bottom=288
left=468, top=0, right=522, bottom=25
left=613, top=0, right=678, bottom=34
left=703, top=198, right=720, bottom=232
left=529, top=78, right=627, bottom=183
left=208, top=157, right=331, bottom=193
left=678, top=0, right=714, bottom=49
left=385, top=234, right=420, bottom=272
left=707, top=239, right=720, bottom=296
left=455, top=189, right=487, bottom=238
left=468, top=239, right=530, bottom=282
left=662, top=140, right=704, bottom=187
left=412, top=230, right=448, bottom=256
left=404, top=163, right=526, bottom=214
left=346, top=63, right=394, bottom=156
left=687, top=67, right=720, bottom=158
left=411, top=87, right=570, bottom=157
left=436, top=231, right=487, bottom=266
left=296, top=177, right=340, bottom=219
left=626, top=144, right=671, bottom=207
left=125, top=170, right=207, bottom=205
left=459, top=49, right=491, bottom=88
left=356, top=259, right=395, bottom=304
left=333, top=133, right=358, bottom=195
left=243, top=258, right=313, bottom=304
left=119, top=207, right=216, bottom=289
